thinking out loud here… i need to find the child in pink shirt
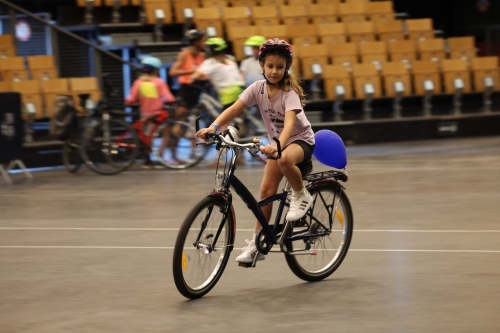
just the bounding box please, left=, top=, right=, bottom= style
left=125, top=57, right=175, bottom=117
left=125, top=57, right=175, bottom=168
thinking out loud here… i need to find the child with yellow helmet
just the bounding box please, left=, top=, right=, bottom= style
left=240, top=35, right=267, bottom=87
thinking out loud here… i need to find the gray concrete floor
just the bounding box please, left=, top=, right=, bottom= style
left=1, top=136, right=500, bottom=333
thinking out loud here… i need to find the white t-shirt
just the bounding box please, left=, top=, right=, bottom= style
left=240, top=57, right=262, bottom=87
left=239, top=80, right=315, bottom=147
left=198, top=56, right=244, bottom=93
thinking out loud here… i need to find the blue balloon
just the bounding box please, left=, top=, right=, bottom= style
left=313, top=130, right=347, bottom=169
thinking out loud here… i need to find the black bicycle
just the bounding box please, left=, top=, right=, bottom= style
left=172, top=123, right=353, bottom=299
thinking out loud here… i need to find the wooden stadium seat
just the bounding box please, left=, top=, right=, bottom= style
left=406, top=18, right=434, bottom=42
left=287, top=24, right=318, bottom=46
left=226, top=24, right=259, bottom=41
left=31, top=69, right=58, bottom=81
left=104, top=0, right=129, bottom=5
left=388, top=40, right=417, bottom=65
left=279, top=5, right=309, bottom=26
left=0, top=45, right=16, bottom=58
left=382, top=62, right=411, bottom=97
left=258, top=25, right=289, bottom=41
left=441, top=59, right=471, bottom=94
left=144, top=0, right=173, bottom=25
left=375, top=20, right=405, bottom=43
left=330, top=43, right=358, bottom=69
left=323, top=64, right=353, bottom=101
left=418, top=38, right=446, bottom=63
left=223, top=7, right=252, bottom=29
left=448, top=36, right=476, bottom=62
left=41, top=78, right=70, bottom=118
left=77, top=0, right=103, bottom=6
left=251, top=6, right=280, bottom=26
left=11, top=80, right=44, bottom=119
left=308, top=4, right=337, bottom=24
left=344, top=0, right=369, bottom=2
left=194, top=7, right=224, bottom=37
left=69, top=77, right=102, bottom=113
left=338, top=2, right=366, bottom=24
left=230, top=0, right=257, bottom=6
left=27, top=55, right=56, bottom=69
left=27, top=55, right=58, bottom=80
left=366, top=1, right=394, bottom=23
left=2, top=70, right=28, bottom=82
left=201, top=0, right=228, bottom=7
left=411, top=60, right=441, bottom=96
left=0, top=81, right=10, bottom=92
left=359, top=41, right=387, bottom=69
left=347, top=21, right=375, bottom=43
left=0, top=34, right=14, bottom=45
left=352, top=63, right=381, bottom=99
left=226, top=25, right=259, bottom=60
left=317, top=23, right=346, bottom=45
left=315, top=0, right=341, bottom=4
left=130, top=0, right=141, bottom=5
left=287, top=0, right=313, bottom=5
left=173, top=1, right=200, bottom=24
left=471, top=56, right=500, bottom=92
left=295, top=44, right=329, bottom=80
left=265, top=0, right=285, bottom=5
left=0, top=57, right=28, bottom=82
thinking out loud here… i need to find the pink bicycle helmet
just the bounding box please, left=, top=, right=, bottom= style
left=258, top=38, right=293, bottom=59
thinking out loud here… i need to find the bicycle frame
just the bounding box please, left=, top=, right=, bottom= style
left=218, top=152, right=338, bottom=252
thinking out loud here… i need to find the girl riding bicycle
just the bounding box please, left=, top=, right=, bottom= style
left=125, top=56, right=176, bottom=167
left=196, top=38, right=315, bottom=264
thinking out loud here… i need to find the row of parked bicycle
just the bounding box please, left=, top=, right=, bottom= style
left=57, top=77, right=266, bottom=175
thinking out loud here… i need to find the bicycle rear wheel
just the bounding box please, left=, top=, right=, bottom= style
left=80, top=118, right=139, bottom=175
left=284, top=182, right=353, bottom=282
left=172, top=196, right=234, bottom=299
left=151, top=119, right=206, bottom=170
left=62, top=140, right=82, bottom=173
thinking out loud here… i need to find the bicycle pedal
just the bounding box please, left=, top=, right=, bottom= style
left=238, top=262, right=253, bottom=268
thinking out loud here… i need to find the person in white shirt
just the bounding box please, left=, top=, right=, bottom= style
left=240, top=35, right=267, bottom=87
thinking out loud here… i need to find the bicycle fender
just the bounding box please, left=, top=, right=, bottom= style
left=307, top=179, right=345, bottom=191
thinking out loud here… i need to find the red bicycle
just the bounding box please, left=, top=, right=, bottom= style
left=80, top=103, right=208, bottom=175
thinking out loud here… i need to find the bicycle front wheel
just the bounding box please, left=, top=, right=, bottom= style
left=284, top=182, right=353, bottom=282
left=152, top=120, right=206, bottom=170
left=80, top=119, right=139, bottom=175
left=172, top=196, right=234, bottom=299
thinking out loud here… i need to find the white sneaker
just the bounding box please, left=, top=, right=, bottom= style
left=235, top=239, right=266, bottom=263
left=286, top=191, right=314, bottom=221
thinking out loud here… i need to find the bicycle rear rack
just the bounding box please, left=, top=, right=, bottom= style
left=304, top=170, right=348, bottom=182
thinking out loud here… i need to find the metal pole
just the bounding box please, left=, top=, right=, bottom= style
left=0, top=0, right=140, bottom=69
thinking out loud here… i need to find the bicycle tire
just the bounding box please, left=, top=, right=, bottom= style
left=172, top=195, right=235, bottom=299
left=284, top=181, right=353, bottom=282
left=62, top=140, right=82, bottom=173
left=152, top=120, right=207, bottom=170
left=80, top=118, right=140, bottom=175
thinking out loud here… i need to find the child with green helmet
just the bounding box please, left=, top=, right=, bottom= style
left=192, top=37, right=245, bottom=110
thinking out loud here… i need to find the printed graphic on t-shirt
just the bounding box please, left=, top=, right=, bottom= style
left=139, top=82, right=159, bottom=98
left=263, top=108, right=285, bottom=136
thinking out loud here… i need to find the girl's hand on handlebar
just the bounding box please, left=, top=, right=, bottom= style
left=260, top=145, right=278, bottom=157
left=196, top=126, right=216, bottom=140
